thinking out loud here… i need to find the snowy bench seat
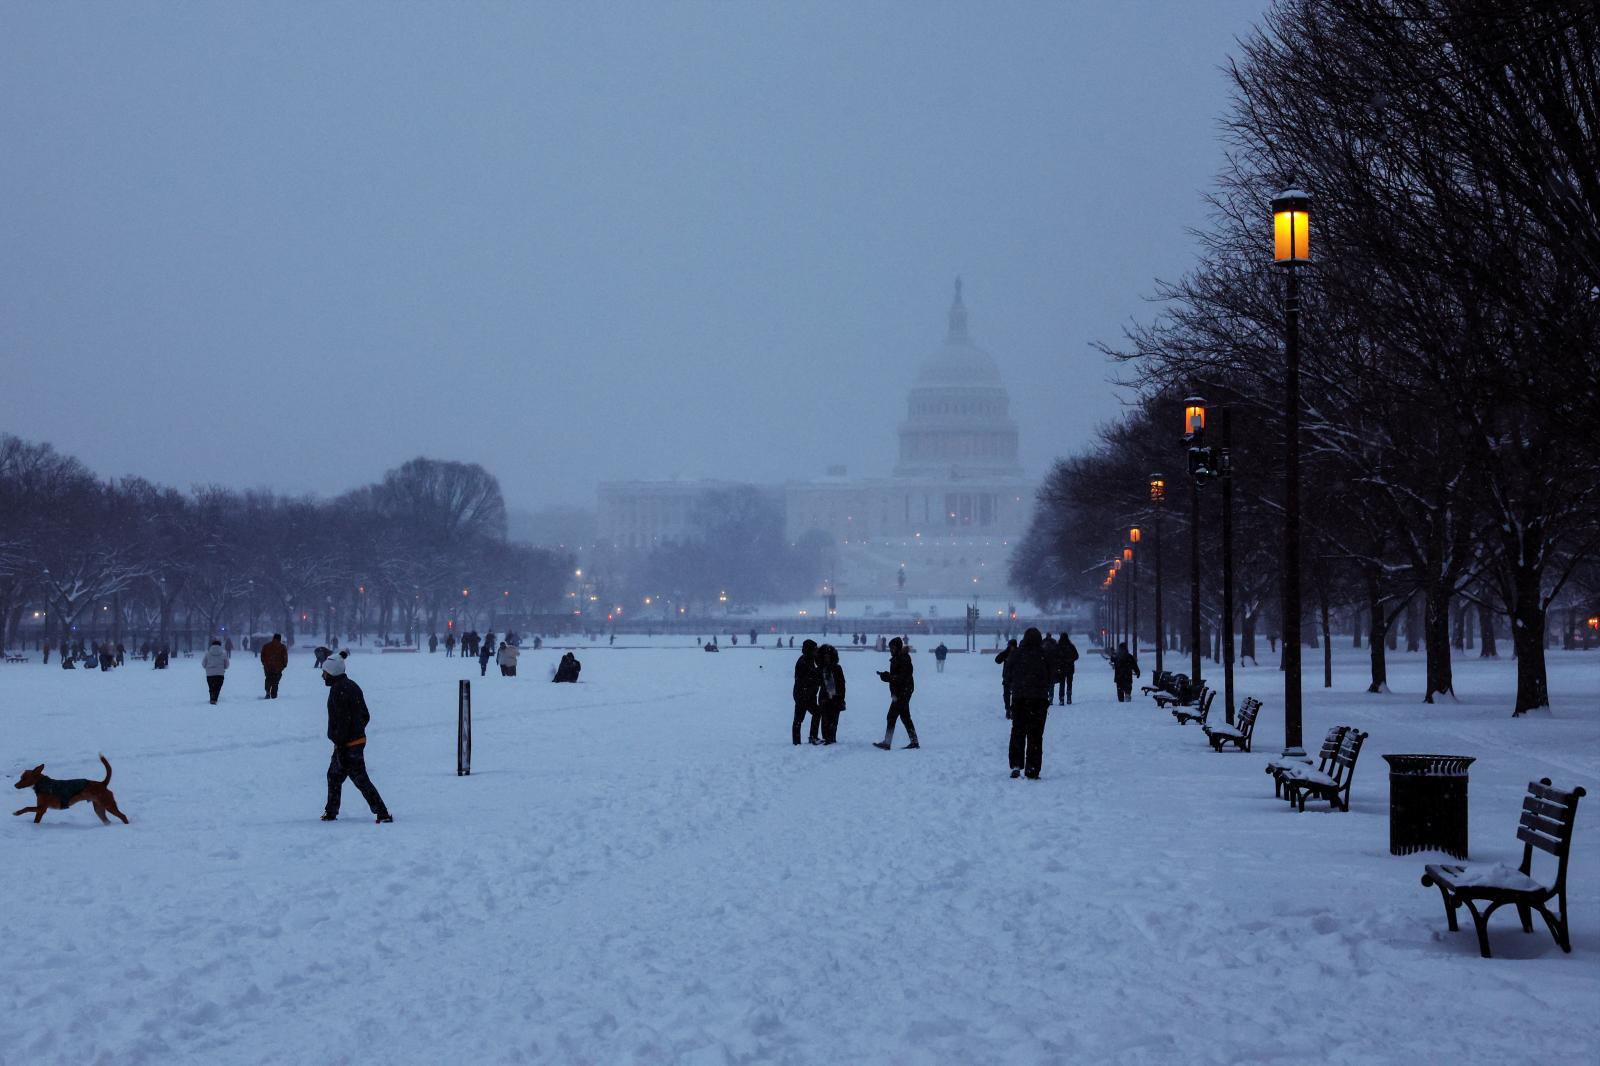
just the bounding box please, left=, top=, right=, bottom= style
left=1266, top=726, right=1348, bottom=799
left=1202, top=697, right=1260, bottom=752
left=1170, top=687, right=1215, bottom=726
left=1283, top=728, right=1368, bottom=812
left=1419, top=778, right=1585, bottom=958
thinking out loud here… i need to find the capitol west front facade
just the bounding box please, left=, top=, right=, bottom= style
left=599, top=282, right=1035, bottom=603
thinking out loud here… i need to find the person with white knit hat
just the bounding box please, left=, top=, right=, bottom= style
left=320, top=651, right=392, bottom=824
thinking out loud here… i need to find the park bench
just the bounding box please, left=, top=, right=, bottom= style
left=5, top=654, right=29, bottom=664
left=1170, top=687, right=1216, bottom=726
left=1203, top=696, right=1261, bottom=752
left=1140, top=669, right=1175, bottom=697
left=1153, top=676, right=1206, bottom=710
left=1265, top=725, right=1348, bottom=799
left=1419, top=778, right=1585, bottom=958
left=1281, top=728, right=1369, bottom=811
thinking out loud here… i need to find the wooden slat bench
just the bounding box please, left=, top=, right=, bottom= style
left=1419, top=778, right=1585, bottom=958
left=4, top=654, right=29, bottom=664
left=1266, top=725, right=1348, bottom=799
left=1281, top=728, right=1369, bottom=811
left=1203, top=697, right=1261, bottom=752
left=1170, top=688, right=1216, bottom=727
left=1153, top=677, right=1205, bottom=710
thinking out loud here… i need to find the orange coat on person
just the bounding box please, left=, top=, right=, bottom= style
left=260, top=638, right=289, bottom=673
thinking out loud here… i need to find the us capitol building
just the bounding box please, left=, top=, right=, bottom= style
left=598, top=281, right=1035, bottom=603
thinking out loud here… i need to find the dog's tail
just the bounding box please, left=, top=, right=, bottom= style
left=99, top=754, right=112, bottom=785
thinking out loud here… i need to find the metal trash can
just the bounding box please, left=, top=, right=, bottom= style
left=1383, top=754, right=1475, bottom=858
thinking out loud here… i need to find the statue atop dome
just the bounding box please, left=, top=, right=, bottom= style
left=948, top=277, right=968, bottom=342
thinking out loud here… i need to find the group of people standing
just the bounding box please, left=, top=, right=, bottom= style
left=789, top=637, right=919, bottom=750
left=996, top=631, right=1079, bottom=713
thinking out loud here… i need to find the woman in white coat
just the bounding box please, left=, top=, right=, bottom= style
left=495, top=640, right=520, bottom=677
left=201, top=639, right=230, bottom=704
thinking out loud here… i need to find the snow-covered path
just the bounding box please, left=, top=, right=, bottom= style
left=3, top=643, right=1597, bottom=1064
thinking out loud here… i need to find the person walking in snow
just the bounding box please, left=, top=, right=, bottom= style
left=319, top=652, right=391, bottom=823
left=792, top=639, right=821, bottom=746
left=444, top=632, right=456, bottom=657
left=1056, top=633, right=1079, bottom=705
left=817, top=643, right=846, bottom=744
left=313, top=645, right=332, bottom=670
left=1112, top=641, right=1141, bottom=702
left=428, top=633, right=438, bottom=654
left=934, top=642, right=948, bottom=672
left=1007, top=628, right=1052, bottom=779
left=202, top=638, right=230, bottom=704
left=994, top=638, right=1018, bottom=719
left=478, top=633, right=495, bottom=677
left=1040, top=632, right=1058, bottom=704
left=260, top=632, right=288, bottom=699
left=496, top=639, right=519, bottom=677
left=872, top=637, right=919, bottom=750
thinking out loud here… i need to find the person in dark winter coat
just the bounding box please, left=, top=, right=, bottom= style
left=792, top=639, right=821, bottom=745
left=1040, top=634, right=1058, bottom=703
left=428, top=633, right=438, bottom=654
left=873, top=637, right=919, bottom=750
left=994, top=638, right=1019, bottom=719
left=260, top=633, right=288, bottom=699
left=552, top=652, right=581, bottom=682
left=1007, top=628, right=1053, bottom=779
left=1057, top=634, right=1080, bottom=705
left=1112, top=641, right=1141, bottom=702
left=816, top=643, right=846, bottom=744
left=934, top=642, right=948, bottom=672
left=444, top=632, right=456, bottom=657
left=319, top=654, right=390, bottom=823
left=313, top=645, right=332, bottom=670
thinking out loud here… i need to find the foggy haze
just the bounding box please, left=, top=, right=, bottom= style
left=0, top=2, right=1267, bottom=516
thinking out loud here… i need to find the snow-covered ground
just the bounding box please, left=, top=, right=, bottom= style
left=4, top=640, right=1597, bottom=1065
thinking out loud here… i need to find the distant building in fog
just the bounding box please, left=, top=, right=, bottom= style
left=598, top=281, right=1034, bottom=601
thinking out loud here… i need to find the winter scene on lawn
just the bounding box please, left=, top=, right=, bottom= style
left=3, top=3, right=1598, bottom=1065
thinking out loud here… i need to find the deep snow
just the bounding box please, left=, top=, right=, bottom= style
left=3, top=640, right=1597, bottom=1065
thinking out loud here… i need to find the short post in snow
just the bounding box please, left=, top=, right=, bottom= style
left=457, top=679, right=472, bottom=776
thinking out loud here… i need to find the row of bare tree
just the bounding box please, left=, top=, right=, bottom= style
left=1013, top=0, right=1600, bottom=715
left=0, top=437, right=572, bottom=651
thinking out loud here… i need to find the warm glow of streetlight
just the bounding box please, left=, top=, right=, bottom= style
left=1123, top=547, right=1133, bottom=563
left=1129, top=526, right=1141, bottom=543
left=1183, top=396, right=1207, bottom=437
left=1272, top=188, right=1311, bottom=265
left=1149, top=473, right=1166, bottom=504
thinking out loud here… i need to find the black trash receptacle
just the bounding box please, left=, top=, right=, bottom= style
left=1383, top=754, right=1475, bottom=858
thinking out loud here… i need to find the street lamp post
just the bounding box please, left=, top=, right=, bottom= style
left=1149, top=475, right=1165, bottom=675
left=1220, top=405, right=1236, bottom=725
left=1122, top=545, right=1135, bottom=655
left=1182, top=398, right=1206, bottom=690
left=1274, top=187, right=1311, bottom=757
left=1129, top=527, right=1142, bottom=660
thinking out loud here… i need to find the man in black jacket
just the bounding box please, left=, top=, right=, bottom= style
left=872, top=637, right=919, bottom=750
left=792, top=639, right=821, bottom=745
left=1008, top=627, right=1052, bottom=779
left=320, top=654, right=392, bottom=823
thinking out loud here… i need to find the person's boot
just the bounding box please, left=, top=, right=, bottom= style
left=1010, top=768, right=1022, bottom=779
left=320, top=813, right=337, bottom=821
left=375, top=813, right=393, bottom=824
left=903, top=729, right=920, bottom=750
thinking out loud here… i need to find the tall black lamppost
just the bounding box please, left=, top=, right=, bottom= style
left=1128, top=529, right=1141, bottom=659
left=1122, top=545, right=1135, bottom=655
left=1182, top=397, right=1206, bottom=689
left=1273, top=187, right=1311, bottom=757
left=1219, top=406, right=1236, bottom=725
left=1149, top=475, right=1165, bottom=674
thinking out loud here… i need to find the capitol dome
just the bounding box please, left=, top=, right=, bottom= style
left=895, top=280, right=1022, bottom=479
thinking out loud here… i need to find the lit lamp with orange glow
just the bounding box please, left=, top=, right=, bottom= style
left=1182, top=396, right=1207, bottom=441
left=1129, top=526, right=1141, bottom=544
left=1273, top=189, right=1311, bottom=265
left=1148, top=474, right=1165, bottom=674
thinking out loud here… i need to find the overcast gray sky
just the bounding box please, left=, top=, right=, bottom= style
left=1, top=1, right=1266, bottom=513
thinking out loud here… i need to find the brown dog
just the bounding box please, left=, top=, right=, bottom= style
left=13, top=755, right=129, bottom=825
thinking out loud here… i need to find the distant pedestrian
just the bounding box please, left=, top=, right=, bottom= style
left=552, top=652, right=581, bottom=682
left=318, top=654, right=391, bottom=824
left=428, top=633, right=438, bottom=654
left=444, top=632, right=456, bottom=657
left=1040, top=633, right=1058, bottom=703
left=1007, top=628, right=1052, bottom=779
left=496, top=640, right=519, bottom=677
left=995, top=638, right=1018, bottom=718
left=792, top=639, right=821, bottom=746
left=1057, top=633, right=1079, bottom=705
left=260, top=632, right=288, bottom=699
left=934, top=642, right=948, bottom=672
left=115, top=642, right=126, bottom=667
left=42, top=641, right=51, bottom=665
left=313, top=645, right=332, bottom=670
left=478, top=638, right=494, bottom=677
left=817, top=643, right=845, bottom=744
left=202, top=639, right=230, bottom=704
left=872, top=637, right=919, bottom=750
left=1112, top=641, right=1141, bottom=702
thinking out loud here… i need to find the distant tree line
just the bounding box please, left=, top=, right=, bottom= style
left=1013, top=0, right=1600, bottom=715
left=0, top=436, right=572, bottom=651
